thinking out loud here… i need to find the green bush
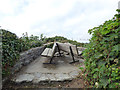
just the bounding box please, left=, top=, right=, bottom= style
left=20, top=33, right=42, bottom=49
left=1, top=29, right=20, bottom=77
left=29, top=41, right=42, bottom=48
left=46, top=43, right=54, bottom=48
left=44, top=36, right=86, bottom=47
left=68, top=39, right=85, bottom=47
left=17, top=38, right=30, bottom=52
left=44, top=36, right=67, bottom=43
left=83, top=9, right=120, bottom=88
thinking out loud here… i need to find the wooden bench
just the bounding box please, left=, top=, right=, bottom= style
left=56, top=42, right=81, bottom=55
left=41, top=42, right=82, bottom=64
left=56, top=42, right=80, bottom=64
left=41, top=43, right=57, bottom=64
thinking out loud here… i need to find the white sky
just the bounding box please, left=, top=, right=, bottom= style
left=0, top=0, right=119, bottom=43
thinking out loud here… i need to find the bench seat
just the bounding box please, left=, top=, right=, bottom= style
left=41, top=48, right=51, bottom=56
left=41, top=43, right=57, bottom=64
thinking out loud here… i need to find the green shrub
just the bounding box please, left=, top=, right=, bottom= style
left=20, top=33, right=42, bottom=49
left=44, top=36, right=67, bottom=43
left=83, top=9, right=120, bottom=88
left=46, top=43, right=54, bottom=48
left=1, top=29, right=20, bottom=77
left=44, top=36, right=86, bottom=47
left=17, top=38, right=30, bottom=52
left=29, top=41, right=42, bottom=48
left=68, top=39, right=85, bottom=47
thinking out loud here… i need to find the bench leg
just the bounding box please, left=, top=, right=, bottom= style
left=43, top=57, right=56, bottom=64
left=56, top=43, right=62, bottom=57
left=69, top=46, right=79, bottom=64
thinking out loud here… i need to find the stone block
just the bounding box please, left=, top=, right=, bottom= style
left=15, top=74, right=34, bottom=83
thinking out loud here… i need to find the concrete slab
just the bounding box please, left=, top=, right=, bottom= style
left=38, top=74, right=49, bottom=81
left=14, top=74, right=34, bottom=83
left=12, top=54, right=84, bottom=83
left=55, top=73, right=72, bottom=81
left=47, top=74, right=56, bottom=81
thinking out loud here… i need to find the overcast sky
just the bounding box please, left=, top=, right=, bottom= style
left=0, top=0, right=119, bottom=43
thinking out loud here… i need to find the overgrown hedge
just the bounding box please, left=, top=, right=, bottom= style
left=2, top=29, right=20, bottom=77
left=83, top=9, right=120, bottom=88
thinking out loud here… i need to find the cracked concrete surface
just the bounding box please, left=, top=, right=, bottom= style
left=12, top=55, right=84, bottom=83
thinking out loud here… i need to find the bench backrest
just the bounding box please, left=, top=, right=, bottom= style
left=57, top=42, right=70, bottom=52
left=70, top=45, right=79, bottom=55
left=57, top=42, right=79, bottom=55
left=50, top=42, right=57, bottom=57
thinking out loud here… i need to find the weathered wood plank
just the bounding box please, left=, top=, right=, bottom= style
left=70, top=45, right=78, bottom=55
left=57, top=42, right=78, bottom=55
left=57, top=43, right=70, bottom=53
left=41, top=48, right=50, bottom=56
left=51, top=43, right=57, bottom=57
left=47, top=49, right=53, bottom=57
left=41, top=43, right=57, bottom=57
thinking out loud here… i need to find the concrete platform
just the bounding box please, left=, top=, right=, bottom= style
left=12, top=55, right=84, bottom=83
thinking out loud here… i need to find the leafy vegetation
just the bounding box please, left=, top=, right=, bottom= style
left=1, top=29, right=20, bottom=77
left=20, top=32, right=42, bottom=50
left=83, top=9, right=120, bottom=88
left=44, top=36, right=86, bottom=47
